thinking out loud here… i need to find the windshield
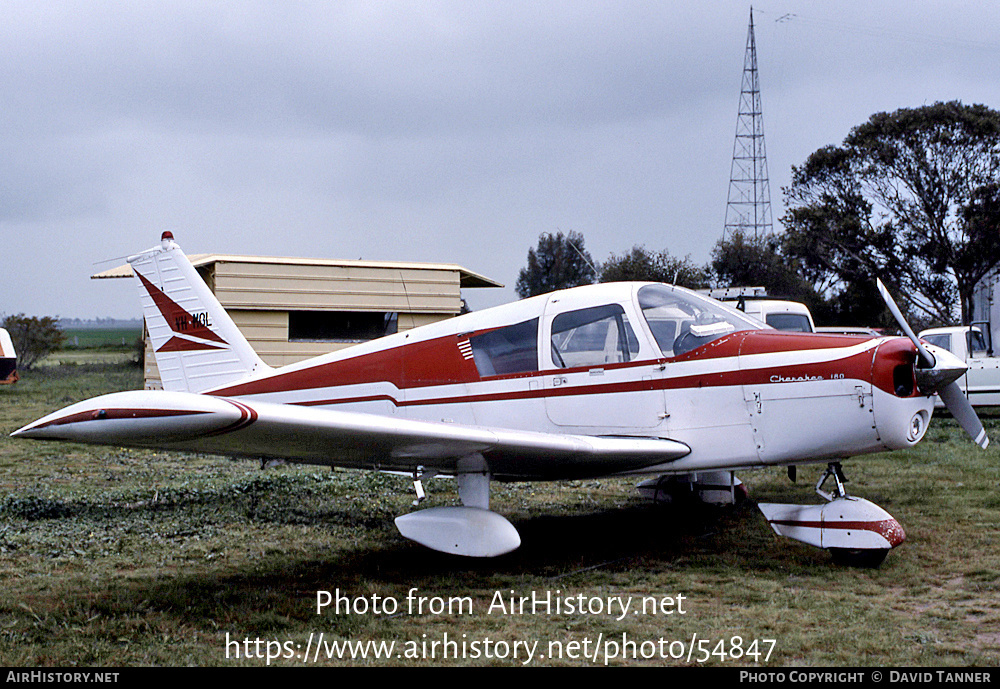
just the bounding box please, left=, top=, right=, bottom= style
left=638, top=284, right=761, bottom=357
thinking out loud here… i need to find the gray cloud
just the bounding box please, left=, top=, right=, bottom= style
left=2, top=1, right=999, bottom=318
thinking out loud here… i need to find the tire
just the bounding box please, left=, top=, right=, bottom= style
left=828, top=548, right=889, bottom=568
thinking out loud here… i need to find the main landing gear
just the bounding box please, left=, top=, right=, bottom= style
left=758, top=461, right=905, bottom=568
left=393, top=455, right=521, bottom=557
left=636, top=471, right=747, bottom=505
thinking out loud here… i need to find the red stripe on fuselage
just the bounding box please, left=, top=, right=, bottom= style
left=214, top=329, right=896, bottom=410
left=214, top=332, right=481, bottom=397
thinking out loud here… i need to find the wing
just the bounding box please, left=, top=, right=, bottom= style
left=12, top=390, right=690, bottom=481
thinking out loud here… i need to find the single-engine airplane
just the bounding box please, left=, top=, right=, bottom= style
left=12, top=234, right=989, bottom=565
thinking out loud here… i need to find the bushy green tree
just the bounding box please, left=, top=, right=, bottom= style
left=600, top=245, right=708, bottom=289
left=783, top=101, right=1000, bottom=325
left=515, top=231, right=597, bottom=298
left=708, top=230, right=831, bottom=320
left=2, top=314, right=64, bottom=370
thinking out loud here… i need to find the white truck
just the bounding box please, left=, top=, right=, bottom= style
left=706, top=286, right=816, bottom=333
left=918, top=324, right=1000, bottom=406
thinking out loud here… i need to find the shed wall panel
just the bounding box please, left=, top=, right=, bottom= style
left=212, top=262, right=462, bottom=313
left=139, top=257, right=482, bottom=388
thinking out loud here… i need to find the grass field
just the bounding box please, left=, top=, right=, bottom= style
left=1, top=362, right=998, bottom=667
left=60, top=328, right=142, bottom=350
left=45, top=327, right=143, bottom=367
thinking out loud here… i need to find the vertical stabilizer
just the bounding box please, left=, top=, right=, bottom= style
left=129, top=232, right=269, bottom=393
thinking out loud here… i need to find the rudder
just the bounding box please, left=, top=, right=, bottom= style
left=129, top=232, right=269, bottom=393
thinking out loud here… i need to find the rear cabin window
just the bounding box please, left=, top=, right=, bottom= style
left=765, top=313, right=812, bottom=332
left=550, top=304, right=640, bottom=368
left=468, top=318, right=539, bottom=377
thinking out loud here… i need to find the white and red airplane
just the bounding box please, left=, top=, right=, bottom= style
left=12, top=233, right=988, bottom=565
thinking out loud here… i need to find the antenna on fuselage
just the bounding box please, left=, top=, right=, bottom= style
left=567, top=237, right=599, bottom=278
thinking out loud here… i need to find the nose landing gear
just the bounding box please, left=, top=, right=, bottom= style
left=758, top=461, right=904, bottom=568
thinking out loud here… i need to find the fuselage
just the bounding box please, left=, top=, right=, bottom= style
left=202, top=282, right=933, bottom=475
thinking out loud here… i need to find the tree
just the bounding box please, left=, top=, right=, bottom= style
left=783, top=101, right=1000, bottom=325
left=709, top=230, right=830, bottom=320
left=599, top=245, right=709, bottom=289
left=514, top=231, right=597, bottom=298
left=2, top=314, right=64, bottom=370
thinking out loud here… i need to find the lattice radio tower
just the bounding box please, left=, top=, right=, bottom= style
left=724, top=8, right=773, bottom=240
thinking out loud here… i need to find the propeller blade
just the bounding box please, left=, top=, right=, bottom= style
left=914, top=343, right=968, bottom=394
left=876, top=278, right=988, bottom=449
left=876, top=278, right=935, bottom=368
left=938, top=381, right=989, bottom=449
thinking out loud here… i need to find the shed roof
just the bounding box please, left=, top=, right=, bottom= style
left=92, top=253, right=503, bottom=289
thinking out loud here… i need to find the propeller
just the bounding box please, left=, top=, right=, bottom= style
left=876, top=278, right=989, bottom=449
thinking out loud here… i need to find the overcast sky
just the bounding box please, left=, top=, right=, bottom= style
left=2, top=1, right=999, bottom=319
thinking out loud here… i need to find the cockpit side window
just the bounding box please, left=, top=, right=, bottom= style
left=638, top=284, right=759, bottom=357
left=550, top=304, right=639, bottom=368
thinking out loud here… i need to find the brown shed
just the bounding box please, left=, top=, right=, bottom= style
left=93, top=252, right=502, bottom=388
